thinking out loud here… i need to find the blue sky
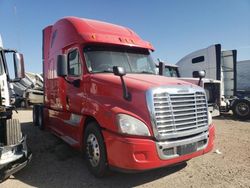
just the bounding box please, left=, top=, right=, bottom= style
left=0, top=0, right=249, bottom=73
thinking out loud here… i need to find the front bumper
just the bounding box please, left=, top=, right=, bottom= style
left=103, top=124, right=215, bottom=171
left=0, top=136, right=32, bottom=181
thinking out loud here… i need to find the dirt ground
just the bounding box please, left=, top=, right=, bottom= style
left=1, top=110, right=250, bottom=188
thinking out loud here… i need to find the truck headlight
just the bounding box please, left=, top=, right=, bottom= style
left=208, top=111, right=212, bottom=126
left=116, top=114, right=150, bottom=136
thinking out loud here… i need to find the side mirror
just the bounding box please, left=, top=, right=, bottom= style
left=13, top=52, right=25, bottom=79
left=113, top=66, right=126, bottom=76
left=193, top=70, right=206, bottom=86
left=158, top=62, right=165, bottom=76
left=113, top=66, right=130, bottom=101
left=57, top=54, right=68, bottom=77
left=193, top=70, right=206, bottom=78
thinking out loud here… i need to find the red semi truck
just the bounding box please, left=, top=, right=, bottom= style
left=33, top=17, right=215, bottom=177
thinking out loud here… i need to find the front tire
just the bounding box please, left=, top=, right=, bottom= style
left=84, top=121, right=108, bottom=177
left=232, top=99, right=250, bottom=120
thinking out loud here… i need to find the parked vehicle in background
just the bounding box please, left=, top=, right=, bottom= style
left=12, top=72, right=43, bottom=108
left=176, top=44, right=250, bottom=120
left=0, top=35, right=31, bottom=182
left=156, top=62, right=221, bottom=117
left=156, top=61, right=180, bottom=77
left=237, top=60, right=250, bottom=94
left=33, top=17, right=214, bottom=177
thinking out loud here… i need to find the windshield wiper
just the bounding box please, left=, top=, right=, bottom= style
left=94, top=70, right=113, bottom=73
left=137, top=71, right=155, bottom=74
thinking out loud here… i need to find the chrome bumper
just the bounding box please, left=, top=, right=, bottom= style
left=0, top=135, right=32, bottom=181
left=156, top=131, right=209, bottom=160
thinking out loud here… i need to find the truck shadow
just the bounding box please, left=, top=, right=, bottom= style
left=11, top=122, right=187, bottom=188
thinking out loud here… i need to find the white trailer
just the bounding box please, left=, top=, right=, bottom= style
left=12, top=72, right=44, bottom=107
left=176, top=44, right=250, bottom=120
left=237, top=60, right=250, bottom=92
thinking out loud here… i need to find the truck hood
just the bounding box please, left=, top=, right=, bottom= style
left=89, top=73, right=203, bottom=135
left=91, top=73, right=195, bottom=91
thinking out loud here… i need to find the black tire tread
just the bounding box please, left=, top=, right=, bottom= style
left=38, top=105, right=44, bottom=130
left=232, top=99, right=250, bottom=120
left=33, top=105, right=39, bottom=126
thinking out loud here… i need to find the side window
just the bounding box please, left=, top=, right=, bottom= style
left=192, top=56, right=205, bottom=64
left=68, top=49, right=81, bottom=76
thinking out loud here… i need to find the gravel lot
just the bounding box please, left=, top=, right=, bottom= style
left=1, top=110, right=250, bottom=188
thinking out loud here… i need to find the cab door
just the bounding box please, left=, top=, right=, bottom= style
left=61, top=46, right=85, bottom=146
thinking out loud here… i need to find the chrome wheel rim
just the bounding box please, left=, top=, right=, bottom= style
left=86, top=133, right=100, bottom=167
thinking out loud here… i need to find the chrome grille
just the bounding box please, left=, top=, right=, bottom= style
left=147, top=87, right=208, bottom=140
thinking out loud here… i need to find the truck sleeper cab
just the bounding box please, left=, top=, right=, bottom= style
left=35, top=17, right=215, bottom=177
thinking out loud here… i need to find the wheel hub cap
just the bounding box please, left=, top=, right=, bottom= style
left=86, top=133, right=100, bottom=167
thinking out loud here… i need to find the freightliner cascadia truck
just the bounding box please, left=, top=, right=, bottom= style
left=33, top=17, right=214, bottom=177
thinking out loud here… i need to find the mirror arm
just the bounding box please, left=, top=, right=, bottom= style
left=120, top=76, right=131, bottom=101
left=112, top=66, right=131, bottom=101
left=198, top=78, right=202, bottom=86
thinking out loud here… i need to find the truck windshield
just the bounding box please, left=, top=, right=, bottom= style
left=83, top=46, right=156, bottom=74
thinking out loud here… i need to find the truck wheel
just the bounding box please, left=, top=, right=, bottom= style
left=33, top=105, right=39, bottom=126
left=20, top=100, right=27, bottom=108
left=84, top=122, right=108, bottom=177
left=233, top=99, right=250, bottom=120
left=38, top=105, right=44, bottom=130
left=6, top=119, right=22, bottom=145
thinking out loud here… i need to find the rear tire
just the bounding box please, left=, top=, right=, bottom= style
left=33, top=105, right=39, bottom=126
left=6, top=119, right=22, bottom=145
left=37, top=105, right=44, bottom=130
left=84, top=121, right=109, bottom=177
left=232, top=99, right=250, bottom=120
left=20, top=100, right=27, bottom=108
